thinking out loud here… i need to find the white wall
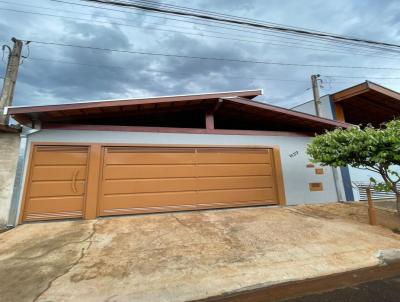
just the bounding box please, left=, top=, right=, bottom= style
left=292, top=96, right=360, bottom=201
left=291, top=95, right=334, bottom=119
left=293, top=96, right=400, bottom=201
left=22, top=130, right=345, bottom=208
left=0, top=132, right=20, bottom=228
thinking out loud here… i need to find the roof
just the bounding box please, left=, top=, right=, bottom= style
left=331, top=81, right=400, bottom=102
left=0, top=124, right=21, bottom=133
left=7, top=89, right=348, bottom=133
left=331, top=81, right=400, bottom=125
left=216, top=97, right=348, bottom=132
left=6, top=89, right=262, bottom=114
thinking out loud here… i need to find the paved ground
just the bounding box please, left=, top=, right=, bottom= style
left=1, top=205, right=400, bottom=302
left=284, top=275, right=400, bottom=302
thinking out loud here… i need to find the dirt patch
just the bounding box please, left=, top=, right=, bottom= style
left=0, top=227, right=9, bottom=234
left=372, top=199, right=397, bottom=211
left=290, top=202, right=400, bottom=232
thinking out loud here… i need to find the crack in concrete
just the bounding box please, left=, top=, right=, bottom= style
left=13, top=236, right=98, bottom=261
left=131, top=214, right=195, bottom=253
left=171, top=214, right=192, bottom=229
left=31, top=221, right=99, bottom=302
left=172, top=213, right=229, bottom=237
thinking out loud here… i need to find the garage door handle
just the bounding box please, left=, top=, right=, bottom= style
left=71, top=170, right=79, bottom=193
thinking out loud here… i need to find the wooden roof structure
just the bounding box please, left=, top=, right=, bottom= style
left=0, top=124, right=21, bottom=133
left=331, top=81, right=400, bottom=126
left=7, top=89, right=348, bottom=134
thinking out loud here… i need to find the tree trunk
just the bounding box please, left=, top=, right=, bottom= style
left=396, top=192, right=400, bottom=216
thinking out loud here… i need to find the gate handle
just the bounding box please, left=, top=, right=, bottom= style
left=71, top=169, right=79, bottom=193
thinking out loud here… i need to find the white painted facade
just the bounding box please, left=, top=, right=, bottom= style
left=291, top=95, right=334, bottom=119
left=292, top=95, right=400, bottom=201
left=0, top=132, right=20, bottom=228
left=10, top=129, right=346, bottom=220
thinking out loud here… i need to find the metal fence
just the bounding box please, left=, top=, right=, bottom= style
left=353, top=181, right=398, bottom=200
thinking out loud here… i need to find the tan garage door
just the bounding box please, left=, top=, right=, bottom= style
left=98, top=147, right=279, bottom=216
left=21, top=145, right=89, bottom=222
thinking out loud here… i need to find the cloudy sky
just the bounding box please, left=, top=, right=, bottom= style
left=1, top=0, right=400, bottom=108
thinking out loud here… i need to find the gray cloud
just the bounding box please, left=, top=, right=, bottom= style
left=0, top=0, right=400, bottom=108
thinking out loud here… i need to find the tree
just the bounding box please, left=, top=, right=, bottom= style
left=307, top=120, right=400, bottom=214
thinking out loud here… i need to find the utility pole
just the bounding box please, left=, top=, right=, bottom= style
left=311, top=74, right=322, bottom=117
left=311, top=73, right=344, bottom=202
left=0, top=38, right=23, bottom=125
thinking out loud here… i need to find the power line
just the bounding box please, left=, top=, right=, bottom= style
left=125, top=0, right=350, bottom=37
left=47, top=0, right=400, bottom=55
left=25, top=56, right=400, bottom=85
left=126, top=0, right=400, bottom=55
left=118, top=3, right=399, bottom=55
left=1, top=4, right=398, bottom=60
left=117, top=0, right=386, bottom=39
left=45, top=0, right=400, bottom=56
left=51, top=0, right=348, bottom=43
left=322, top=74, right=400, bottom=80
left=0, top=7, right=298, bottom=46
left=82, top=0, right=400, bottom=52
left=23, top=39, right=400, bottom=70
left=25, top=56, right=313, bottom=82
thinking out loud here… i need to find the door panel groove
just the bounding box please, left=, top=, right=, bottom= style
left=21, top=145, right=89, bottom=222
left=22, top=145, right=283, bottom=222
left=98, top=146, right=279, bottom=216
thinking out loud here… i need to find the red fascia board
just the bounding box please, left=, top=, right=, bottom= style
left=43, top=123, right=314, bottom=137
left=7, top=90, right=262, bottom=115
left=331, top=82, right=369, bottom=102
left=224, top=97, right=350, bottom=129
left=332, top=81, right=400, bottom=103
left=366, top=81, right=400, bottom=101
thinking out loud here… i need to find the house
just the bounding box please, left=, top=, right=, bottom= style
left=2, top=89, right=348, bottom=226
left=292, top=81, right=400, bottom=200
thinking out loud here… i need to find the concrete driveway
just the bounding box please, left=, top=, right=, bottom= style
left=1, top=206, right=400, bottom=302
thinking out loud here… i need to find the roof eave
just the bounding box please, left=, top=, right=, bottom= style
left=222, top=97, right=351, bottom=129
left=331, top=81, right=400, bottom=103
left=6, top=89, right=263, bottom=115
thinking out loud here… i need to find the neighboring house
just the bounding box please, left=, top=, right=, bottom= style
left=292, top=81, right=400, bottom=201
left=0, top=125, right=20, bottom=228
left=4, top=89, right=348, bottom=226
